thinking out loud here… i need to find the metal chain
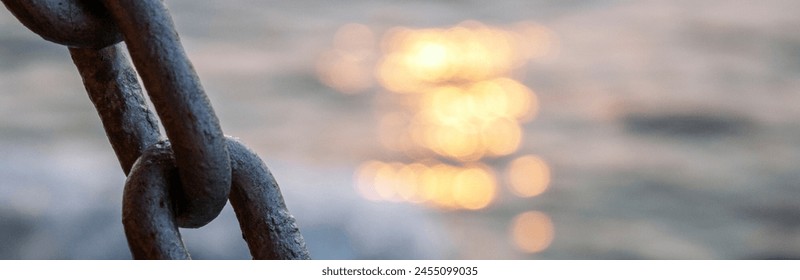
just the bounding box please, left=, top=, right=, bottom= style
left=2, top=0, right=310, bottom=259
left=105, top=0, right=233, bottom=229
left=69, top=45, right=162, bottom=175
left=124, top=139, right=310, bottom=259
left=1, top=0, right=122, bottom=48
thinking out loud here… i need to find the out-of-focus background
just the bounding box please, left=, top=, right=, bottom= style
left=2, top=0, right=800, bottom=259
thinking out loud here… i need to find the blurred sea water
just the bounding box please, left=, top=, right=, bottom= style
left=1, top=0, right=800, bottom=259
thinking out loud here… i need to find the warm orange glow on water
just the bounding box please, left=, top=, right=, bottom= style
left=355, top=161, right=497, bottom=210
left=373, top=162, right=399, bottom=201
left=507, top=155, right=551, bottom=198
left=453, top=166, right=496, bottom=210
left=317, top=23, right=376, bottom=94
left=408, top=79, right=535, bottom=161
left=317, top=50, right=373, bottom=94
left=326, top=20, right=556, bottom=210
left=510, top=211, right=554, bottom=253
left=376, top=22, right=540, bottom=91
left=482, top=117, right=522, bottom=157
left=355, top=160, right=383, bottom=201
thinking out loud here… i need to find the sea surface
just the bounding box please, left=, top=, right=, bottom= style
left=1, top=0, right=799, bottom=259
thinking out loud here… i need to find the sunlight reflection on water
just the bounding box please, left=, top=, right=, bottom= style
left=4, top=0, right=800, bottom=259
left=320, top=20, right=559, bottom=253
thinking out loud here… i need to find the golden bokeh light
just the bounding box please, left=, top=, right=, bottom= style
left=403, top=39, right=452, bottom=82
left=453, top=166, right=497, bottom=210
left=316, top=49, right=373, bottom=94
left=373, top=162, right=400, bottom=201
left=354, top=161, right=498, bottom=210
left=482, top=117, right=522, bottom=157
left=510, top=211, right=554, bottom=253
left=489, top=78, right=539, bottom=122
left=507, top=155, right=551, bottom=198
left=406, top=78, right=536, bottom=161
left=377, top=53, right=429, bottom=94
left=316, top=23, right=376, bottom=94
left=354, top=160, right=384, bottom=201
left=393, top=78, right=537, bottom=162
left=330, top=20, right=557, bottom=211
left=375, top=22, right=535, bottom=91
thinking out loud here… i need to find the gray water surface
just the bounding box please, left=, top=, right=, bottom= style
left=1, top=0, right=799, bottom=259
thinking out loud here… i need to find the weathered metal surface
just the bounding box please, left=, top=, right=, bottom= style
left=69, top=45, right=163, bottom=175
left=227, top=138, right=310, bottom=259
left=123, top=139, right=310, bottom=260
left=3, top=0, right=310, bottom=260
left=103, top=0, right=231, bottom=228
left=123, top=141, right=191, bottom=260
left=1, top=0, right=121, bottom=48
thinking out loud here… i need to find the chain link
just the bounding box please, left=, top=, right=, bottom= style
left=2, top=0, right=121, bottom=48
left=124, top=139, right=310, bottom=259
left=104, top=0, right=232, bottom=229
left=1, top=0, right=310, bottom=259
left=69, top=45, right=162, bottom=175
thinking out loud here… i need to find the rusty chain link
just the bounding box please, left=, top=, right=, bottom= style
left=69, top=45, right=162, bottom=175
left=105, top=0, right=233, bottom=229
left=2, top=0, right=310, bottom=259
left=124, top=139, right=310, bottom=259
left=1, top=0, right=122, bottom=48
